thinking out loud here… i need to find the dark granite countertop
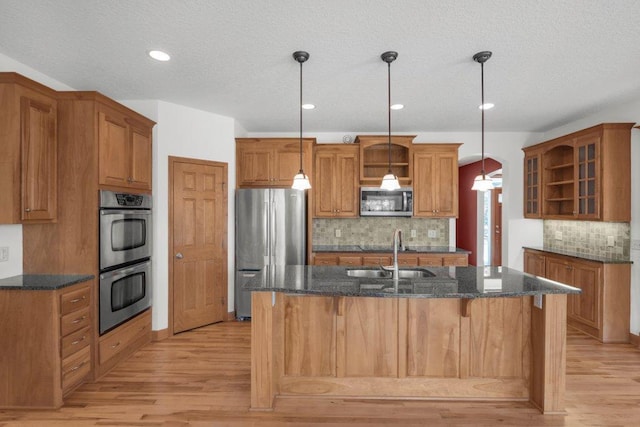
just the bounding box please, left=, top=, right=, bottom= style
left=244, top=265, right=579, bottom=299
left=0, top=274, right=94, bottom=290
left=523, top=246, right=632, bottom=264
left=314, top=245, right=470, bottom=254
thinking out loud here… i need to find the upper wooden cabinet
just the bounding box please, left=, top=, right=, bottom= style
left=236, top=138, right=314, bottom=188
left=523, top=123, right=634, bottom=221
left=0, top=73, right=57, bottom=223
left=313, top=144, right=359, bottom=217
left=57, top=92, right=155, bottom=193
left=412, top=144, right=461, bottom=218
left=355, top=135, right=415, bottom=186
left=98, top=105, right=152, bottom=191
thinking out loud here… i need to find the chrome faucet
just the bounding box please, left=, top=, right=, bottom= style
left=381, top=228, right=402, bottom=280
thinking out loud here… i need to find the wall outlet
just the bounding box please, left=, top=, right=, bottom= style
left=632, top=240, right=640, bottom=251
left=0, top=247, right=8, bottom=262
left=427, top=229, right=437, bottom=238
left=335, top=229, right=341, bottom=238
left=410, top=229, right=417, bottom=238
left=607, top=236, right=615, bottom=247
left=555, top=231, right=563, bottom=241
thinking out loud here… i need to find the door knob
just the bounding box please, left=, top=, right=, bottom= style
left=175, top=253, right=184, bottom=259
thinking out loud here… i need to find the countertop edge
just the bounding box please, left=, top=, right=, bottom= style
left=0, top=274, right=95, bottom=290
left=523, top=246, right=633, bottom=264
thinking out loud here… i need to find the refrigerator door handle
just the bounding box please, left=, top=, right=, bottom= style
left=272, top=202, right=277, bottom=265
left=263, top=200, right=270, bottom=265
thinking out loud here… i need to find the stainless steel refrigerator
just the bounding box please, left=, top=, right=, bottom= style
left=235, top=189, right=306, bottom=319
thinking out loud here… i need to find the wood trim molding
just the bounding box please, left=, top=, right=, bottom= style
left=226, top=311, right=237, bottom=322
left=630, top=333, right=640, bottom=348
left=152, top=328, right=170, bottom=342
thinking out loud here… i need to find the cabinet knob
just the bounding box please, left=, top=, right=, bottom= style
left=25, top=208, right=31, bottom=212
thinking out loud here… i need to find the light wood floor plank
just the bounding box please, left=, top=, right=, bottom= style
left=1, top=323, right=640, bottom=426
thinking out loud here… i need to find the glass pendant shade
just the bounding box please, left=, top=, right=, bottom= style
left=381, top=173, right=401, bottom=191
left=292, top=172, right=311, bottom=190
left=471, top=174, right=493, bottom=192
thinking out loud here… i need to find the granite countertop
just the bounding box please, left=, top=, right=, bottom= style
left=314, top=245, right=470, bottom=254
left=523, top=246, right=633, bottom=264
left=0, top=274, right=94, bottom=290
left=244, top=265, right=580, bottom=299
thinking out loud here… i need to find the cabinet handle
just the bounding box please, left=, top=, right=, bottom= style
left=70, top=296, right=86, bottom=304
left=71, top=316, right=87, bottom=324
left=71, top=336, right=86, bottom=346
left=111, top=341, right=121, bottom=349
left=25, top=208, right=31, bottom=212
left=68, top=361, right=86, bottom=373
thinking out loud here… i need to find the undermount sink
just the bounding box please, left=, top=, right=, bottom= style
left=346, top=268, right=435, bottom=279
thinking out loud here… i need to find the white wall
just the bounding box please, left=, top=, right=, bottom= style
left=0, top=53, right=75, bottom=279
left=122, top=100, right=236, bottom=331
left=539, top=102, right=640, bottom=335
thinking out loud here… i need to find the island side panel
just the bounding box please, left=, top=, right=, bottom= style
left=530, top=294, right=567, bottom=414
left=250, top=291, right=276, bottom=410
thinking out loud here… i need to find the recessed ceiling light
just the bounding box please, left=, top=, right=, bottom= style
left=479, top=103, right=494, bottom=110
left=148, top=50, right=171, bottom=61
left=302, top=103, right=315, bottom=110
left=390, top=104, right=404, bottom=110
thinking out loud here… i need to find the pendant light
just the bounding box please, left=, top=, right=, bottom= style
left=471, top=51, right=494, bottom=192
left=291, top=51, right=312, bottom=191
left=380, top=51, right=401, bottom=191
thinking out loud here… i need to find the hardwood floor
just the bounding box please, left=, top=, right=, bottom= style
left=2, top=322, right=640, bottom=426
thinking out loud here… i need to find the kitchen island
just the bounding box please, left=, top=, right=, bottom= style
left=245, top=265, right=580, bottom=414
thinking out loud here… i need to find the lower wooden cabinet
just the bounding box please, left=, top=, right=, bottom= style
left=523, top=248, right=630, bottom=343
left=97, top=309, right=151, bottom=378
left=313, top=252, right=469, bottom=267
left=0, top=279, right=93, bottom=408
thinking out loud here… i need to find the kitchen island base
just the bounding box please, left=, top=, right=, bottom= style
left=251, top=292, right=567, bottom=414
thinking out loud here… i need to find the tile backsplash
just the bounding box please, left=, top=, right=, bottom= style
left=313, top=218, right=449, bottom=246
left=543, top=220, right=630, bottom=260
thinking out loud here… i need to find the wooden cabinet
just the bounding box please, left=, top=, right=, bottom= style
left=0, top=73, right=57, bottom=223
left=313, top=252, right=468, bottom=267
left=355, top=135, right=415, bottom=186
left=313, top=144, right=359, bottom=217
left=236, top=138, right=314, bottom=188
left=523, top=248, right=630, bottom=342
left=0, top=279, right=93, bottom=408
left=523, top=123, right=633, bottom=221
left=97, top=309, right=151, bottom=377
left=413, top=144, right=461, bottom=218
left=98, top=107, right=152, bottom=191
left=523, top=149, right=542, bottom=218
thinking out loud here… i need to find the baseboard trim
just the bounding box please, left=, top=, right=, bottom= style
left=630, top=333, right=640, bottom=348
left=226, top=310, right=237, bottom=321
left=152, top=328, right=170, bottom=341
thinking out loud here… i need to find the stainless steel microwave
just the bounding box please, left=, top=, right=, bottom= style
left=360, top=187, right=413, bottom=217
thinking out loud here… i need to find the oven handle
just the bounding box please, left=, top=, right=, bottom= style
left=101, top=209, right=151, bottom=216
left=100, top=260, right=151, bottom=280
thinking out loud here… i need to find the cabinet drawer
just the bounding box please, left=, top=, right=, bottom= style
left=60, top=306, right=91, bottom=336
left=442, top=255, right=468, bottom=266
left=362, top=256, right=392, bottom=266
left=99, top=311, right=151, bottom=365
left=61, top=326, right=91, bottom=359
left=418, top=256, right=443, bottom=267
left=61, top=345, right=91, bottom=392
left=338, top=256, right=362, bottom=266
left=314, top=256, right=338, bottom=266
left=397, top=256, right=418, bottom=266
left=60, top=285, right=90, bottom=315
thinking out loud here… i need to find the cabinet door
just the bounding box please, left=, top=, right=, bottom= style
left=128, top=123, right=152, bottom=190
left=98, top=111, right=130, bottom=188
left=575, top=134, right=599, bottom=219
left=413, top=151, right=436, bottom=216
left=313, top=151, right=336, bottom=217
left=273, top=143, right=302, bottom=186
left=434, top=151, right=458, bottom=217
left=545, top=256, right=573, bottom=285
left=570, top=262, right=600, bottom=328
left=523, top=152, right=541, bottom=218
left=20, top=96, right=57, bottom=221
left=237, top=146, right=272, bottom=186
left=334, top=151, right=359, bottom=216
left=523, top=251, right=545, bottom=277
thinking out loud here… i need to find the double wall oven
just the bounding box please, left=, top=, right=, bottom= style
left=99, top=190, right=152, bottom=334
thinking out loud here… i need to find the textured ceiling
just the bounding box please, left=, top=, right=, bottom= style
left=1, top=0, right=639, bottom=133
